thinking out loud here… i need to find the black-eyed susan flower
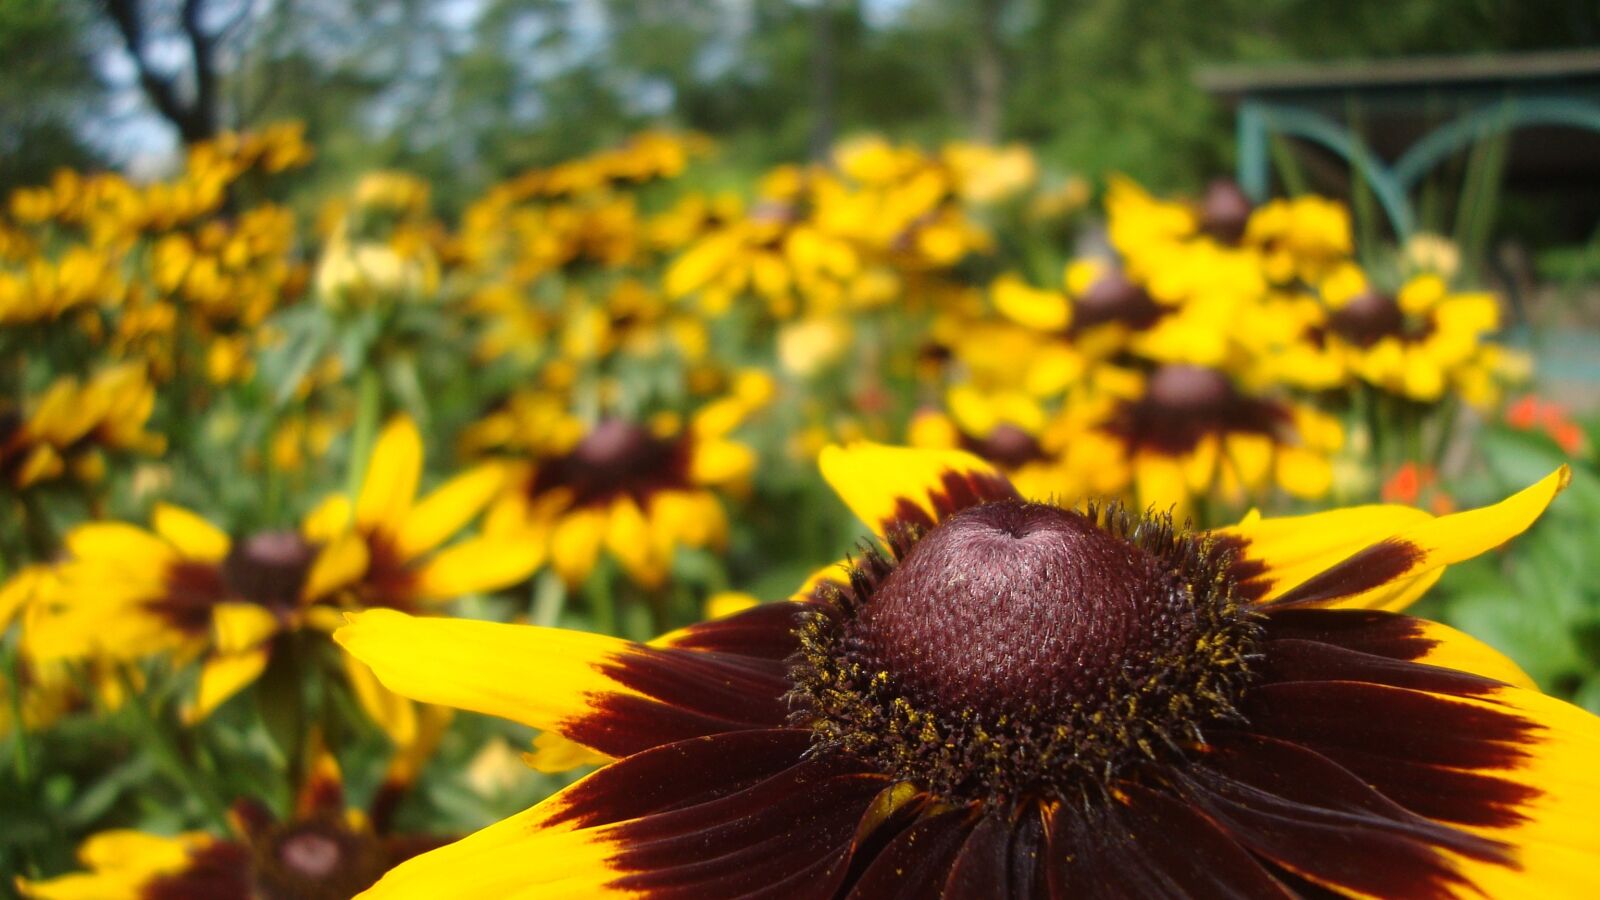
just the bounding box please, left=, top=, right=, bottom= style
left=18, top=752, right=446, bottom=900
left=473, top=387, right=764, bottom=590
left=0, top=363, right=165, bottom=489
left=24, top=415, right=537, bottom=737
left=1317, top=267, right=1525, bottom=407
left=1076, top=363, right=1343, bottom=513
left=23, top=502, right=352, bottom=722
left=337, top=442, right=1596, bottom=899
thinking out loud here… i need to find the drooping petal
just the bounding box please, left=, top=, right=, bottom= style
left=336, top=610, right=789, bottom=758
left=343, top=646, right=418, bottom=747
left=393, top=463, right=506, bottom=560
left=1217, top=466, right=1568, bottom=610
left=183, top=648, right=271, bottom=722
left=211, top=603, right=280, bottom=655
left=819, top=442, right=1018, bottom=541
left=356, top=417, right=424, bottom=531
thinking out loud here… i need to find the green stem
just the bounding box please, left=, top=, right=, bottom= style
left=589, top=562, right=617, bottom=637
left=118, top=668, right=229, bottom=828
left=6, top=646, right=32, bottom=782
left=344, top=366, right=384, bottom=500
left=531, top=571, right=567, bottom=628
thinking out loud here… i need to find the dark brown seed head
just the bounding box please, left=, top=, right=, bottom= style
left=1147, top=364, right=1236, bottom=417
left=963, top=423, right=1046, bottom=471
left=1329, top=289, right=1404, bottom=348
left=1073, top=268, right=1165, bottom=332
left=222, top=531, right=316, bottom=611
left=847, top=502, right=1192, bottom=719
left=1198, top=179, right=1253, bottom=244
left=533, top=418, right=689, bottom=507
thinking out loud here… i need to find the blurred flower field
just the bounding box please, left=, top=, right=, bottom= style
left=3, top=124, right=1599, bottom=895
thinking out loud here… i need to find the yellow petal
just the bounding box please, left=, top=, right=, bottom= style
left=395, top=463, right=506, bottom=560
left=357, top=416, right=423, bottom=530
left=212, top=603, right=280, bottom=654
left=151, top=504, right=230, bottom=562
left=344, top=646, right=417, bottom=747
left=414, top=537, right=543, bottom=601
left=689, top=439, right=755, bottom=486
left=1409, top=618, right=1536, bottom=690
left=1441, top=686, right=1600, bottom=898
left=819, top=441, right=1016, bottom=539
left=334, top=609, right=645, bottom=734
left=524, top=732, right=613, bottom=774
left=303, top=495, right=353, bottom=543
left=356, top=794, right=627, bottom=899
left=65, top=523, right=176, bottom=568
left=550, top=510, right=605, bottom=585
left=184, top=648, right=270, bottom=722
left=304, top=532, right=369, bottom=601
left=705, top=591, right=760, bottom=619
left=1261, top=466, right=1570, bottom=611
left=603, top=498, right=663, bottom=588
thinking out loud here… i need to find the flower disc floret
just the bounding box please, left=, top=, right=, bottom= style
left=790, top=499, right=1260, bottom=803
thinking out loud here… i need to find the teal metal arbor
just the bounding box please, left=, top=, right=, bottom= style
left=1202, top=51, right=1600, bottom=238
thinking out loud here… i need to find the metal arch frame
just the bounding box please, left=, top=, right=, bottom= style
left=1236, top=94, right=1600, bottom=238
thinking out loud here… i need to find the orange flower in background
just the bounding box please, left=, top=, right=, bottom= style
left=1507, top=396, right=1587, bottom=455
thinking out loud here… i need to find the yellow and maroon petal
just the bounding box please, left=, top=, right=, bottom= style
left=1219, top=607, right=1600, bottom=897
left=364, top=729, right=879, bottom=900
left=335, top=608, right=791, bottom=759
left=819, top=442, right=1018, bottom=541
left=1217, top=466, right=1568, bottom=610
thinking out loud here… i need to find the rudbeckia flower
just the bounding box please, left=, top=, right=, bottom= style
left=1084, top=363, right=1343, bottom=511
left=18, top=752, right=447, bottom=900
left=1317, top=268, right=1520, bottom=406
left=0, top=363, right=165, bottom=489
left=25, top=415, right=537, bottom=735
left=24, top=503, right=352, bottom=722
left=337, top=442, right=1597, bottom=899
left=477, top=391, right=762, bottom=590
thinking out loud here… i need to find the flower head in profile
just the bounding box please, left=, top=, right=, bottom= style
left=339, top=443, right=1598, bottom=899
left=18, top=751, right=447, bottom=900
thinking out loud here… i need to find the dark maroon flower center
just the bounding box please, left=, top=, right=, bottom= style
left=531, top=418, right=690, bottom=507
left=959, top=423, right=1047, bottom=470
left=278, top=831, right=342, bottom=878
left=1198, top=179, right=1253, bottom=244
left=846, top=502, right=1193, bottom=719
left=1104, top=364, right=1286, bottom=456
left=1328, top=289, right=1405, bottom=348
left=222, top=531, right=316, bottom=611
left=1071, top=269, right=1164, bottom=332
left=253, top=821, right=384, bottom=900
left=795, top=500, right=1258, bottom=802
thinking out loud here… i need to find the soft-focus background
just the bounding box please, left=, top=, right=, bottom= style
left=3, top=1, right=1599, bottom=893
